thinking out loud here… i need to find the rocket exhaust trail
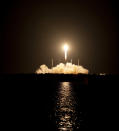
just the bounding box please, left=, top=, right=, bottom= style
left=65, top=50, right=67, bottom=60
left=64, top=44, right=68, bottom=61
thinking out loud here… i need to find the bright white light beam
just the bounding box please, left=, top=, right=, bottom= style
left=63, top=44, right=69, bottom=61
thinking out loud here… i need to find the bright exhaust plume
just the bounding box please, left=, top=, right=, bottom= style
left=36, top=63, right=89, bottom=74
left=63, top=44, right=69, bottom=60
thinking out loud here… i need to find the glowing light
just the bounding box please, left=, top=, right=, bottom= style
left=63, top=44, right=69, bottom=61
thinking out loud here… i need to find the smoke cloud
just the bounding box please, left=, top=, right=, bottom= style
left=36, top=63, right=89, bottom=74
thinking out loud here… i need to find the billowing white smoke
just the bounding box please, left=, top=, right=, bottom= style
left=36, top=63, right=89, bottom=74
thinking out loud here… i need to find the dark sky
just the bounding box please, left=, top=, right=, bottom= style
left=0, top=0, right=119, bottom=74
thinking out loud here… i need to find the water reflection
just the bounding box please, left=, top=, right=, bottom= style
left=55, top=82, right=79, bottom=131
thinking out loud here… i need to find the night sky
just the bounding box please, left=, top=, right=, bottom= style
left=0, top=0, right=119, bottom=74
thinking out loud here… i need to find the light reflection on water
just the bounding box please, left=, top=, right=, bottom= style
left=55, top=82, right=79, bottom=131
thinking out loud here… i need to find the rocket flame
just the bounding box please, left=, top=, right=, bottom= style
left=63, top=44, right=69, bottom=60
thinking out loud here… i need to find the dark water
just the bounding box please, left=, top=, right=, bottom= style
left=46, top=81, right=88, bottom=131
left=55, top=82, right=80, bottom=131
left=1, top=75, right=119, bottom=130
left=1, top=81, right=88, bottom=130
